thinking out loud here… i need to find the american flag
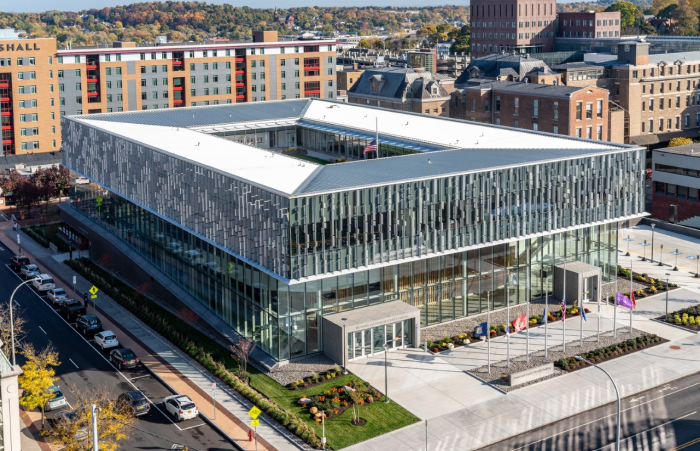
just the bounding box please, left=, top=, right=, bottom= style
left=560, top=299, right=567, bottom=321
left=363, top=139, right=378, bottom=154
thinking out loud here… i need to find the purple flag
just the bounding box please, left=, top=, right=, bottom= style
left=616, top=292, right=634, bottom=310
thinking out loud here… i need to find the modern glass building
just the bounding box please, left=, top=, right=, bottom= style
left=62, top=99, right=646, bottom=364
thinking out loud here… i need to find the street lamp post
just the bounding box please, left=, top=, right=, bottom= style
left=651, top=223, right=656, bottom=262
left=9, top=277, right=40, bottom=366
left=658, top=244, right=664, bottom=266
left=665, top=273, right=671, bottom=320
left=625, top=235, right=630, bottom=256
left=382, top=341, right=392, bottom=404
left=642, top=240, right=647, bottom=261
left=341, top=318, right=348, bottom=375
left=674, top=249, right=679, bottom=271
left=575, top=356, right=620, bottom=451
left=696, top=255, right=699, bottom=278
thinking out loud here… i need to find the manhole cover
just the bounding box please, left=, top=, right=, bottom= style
left=670, top=345, right=681, bottom=350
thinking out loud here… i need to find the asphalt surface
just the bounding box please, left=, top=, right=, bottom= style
left=0, top=244, right=235, bottom=450
left=478, top=367, right=700, bottom=451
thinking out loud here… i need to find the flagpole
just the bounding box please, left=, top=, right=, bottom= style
left=544, top=280, right=548, bottom=358
left=597, top=274, right=601, bottom=342
left=487, top=291, right=491, bottom=375
left=526, top=284, right=530, bottom=364
left=376, top=117, right=380, bottom=159
left=614, top=266, right=618, bottom=338
left=630, top=259, right=633, bottom=332
left=506, top=275, right=510, bottom=371
left=563, top=257, right=567, bottom=354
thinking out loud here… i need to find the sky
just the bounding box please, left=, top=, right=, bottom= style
left=10, top=1, right=469, bottom=13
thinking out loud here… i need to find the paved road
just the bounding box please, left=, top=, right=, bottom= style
left=478, top=369, right=700, bottom=451
left=0, top=245, right=234, bottom=450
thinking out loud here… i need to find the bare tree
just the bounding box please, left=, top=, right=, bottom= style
left=0, top=304, right=27, bottom=358
left=230, top=336, right=256, bottom=383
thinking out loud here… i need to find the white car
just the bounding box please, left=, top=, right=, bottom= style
left=47, top=288, right=69, bottom=305
left=32, top=274, right=56, bottom=292
left=163, top=395, right=198, bottom=422
left=74, top=177, right=90, bottom=185
left=94, top=331, right=119, bottom=350
left=21, top=264, right=41, bottom=280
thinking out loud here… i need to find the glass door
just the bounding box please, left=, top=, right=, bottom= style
left=373, top=325, right=385, bottom=354
left=352, top=331, right=362, bottom=360
left=363, top=329, right=371, bottom=357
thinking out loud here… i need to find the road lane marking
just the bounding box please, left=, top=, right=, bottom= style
left=38, top=326, right=47, bottom=334
left=592, top=411, right=697, bottom=450
left=630, top=396, right=645, bottom=402
left=14, top=300, right=20, bottom=307
left=68, top=358, right=79, bottom=369
left=178, top=423, right=206, bottom=431
left=128, top=375, right=151, bottom=381
left=668, top=436, right=700, bottom=451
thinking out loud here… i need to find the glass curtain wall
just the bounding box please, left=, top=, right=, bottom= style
left=69, top=184, right=617, bottom=363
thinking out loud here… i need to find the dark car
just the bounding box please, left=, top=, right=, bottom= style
left=109, top=348, right=140, bottom=370
left=9, top=255, right=30, bottom=272
left=117, top=391, right=151, bottom=417
left=76, top=314, right=102, bottom=336
left=59, top=299, right=86, bottom=322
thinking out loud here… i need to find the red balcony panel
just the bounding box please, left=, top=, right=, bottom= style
left=173, top=99, right=184, bottom=104
left=304, top=90, right=321, bottom=94
left=173, top=86, right=184, bottom=91
left=172, top=60, right=184, bottom=65
left=87, top=78, right=98, bottom=83
left=2, top=139, right=14, bottom=145
left=86, top=64, right=97, bottom=69
left=87, top=92, right=99, bottom=97
left=235, top=57, right=245, bottom=62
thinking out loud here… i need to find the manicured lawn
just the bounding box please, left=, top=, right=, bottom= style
left=286, top=152, right=331, bottom=165
left=249, top=371, right=420, bottom=450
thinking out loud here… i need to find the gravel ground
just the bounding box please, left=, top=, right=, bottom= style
left=424, top=301, right=558, bottom=343
left=601, top=278, right=648, bottom=302
left=267, top=354, right=340, bottom=386
left=468, top=327, right=656, bottom=392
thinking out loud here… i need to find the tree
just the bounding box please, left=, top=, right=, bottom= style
left=0, top=304, right=27, bottom=364
left=672, top=0, right=699, bottom=35
left=18, top=343, right=60, bottom=427
left=14, top=178, right=42, bottom=216
left=668, top=137, right=693, bottom=146
left=42, top=385, right=135, bottom=451
left=357, top=39, right=370, bottom=49
left=348, top=380, right=368, bottom=425
left=450, top=35, right=470, bottom=54
left=230, top=336, right=256, bottom=383
left=606, top=1, right=641, bottom=27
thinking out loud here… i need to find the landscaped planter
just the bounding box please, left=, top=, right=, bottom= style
left=298, top=379, right=382, bottom=421
left=655, top=304, right=700, bottom=332
left=607, top=266, right=679, bottom=304
left=286, top=367, right=345, bottom=390
left=555, top=333, right=665, bottom=371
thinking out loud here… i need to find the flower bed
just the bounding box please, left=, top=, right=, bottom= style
left=428, top=306, right=590, bottom=353
left=555, top=333, right=664, bottom=371
left=656, top=304, right=700, bottom=332
left=298, top=379, right=382, bottom=420
left=607, top=266, right=679, bottom=303
left=286, top=366, right=345, bottom=390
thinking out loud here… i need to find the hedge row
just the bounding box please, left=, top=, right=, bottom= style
left=65, top=258, right=322, bottom=448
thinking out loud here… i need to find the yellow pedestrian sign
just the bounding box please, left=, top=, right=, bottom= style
left=89, top=285, right=99, bottom=299
left=250, top=419, right=260, bottom=427
left=248, top=406, right=261, bottom=419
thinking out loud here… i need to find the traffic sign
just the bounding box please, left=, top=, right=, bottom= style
left=248, top=406, right=261, bottom=419
left=89, top=286, right=99, bottom=296
left=250, top=419, right=260, bottom=427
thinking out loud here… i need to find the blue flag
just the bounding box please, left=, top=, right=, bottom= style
left=581, top=306, right=587, bottom=322
left=474, top=322, right=488, bottom=337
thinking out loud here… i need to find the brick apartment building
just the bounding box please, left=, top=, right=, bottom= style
left=450, top=80, right=611, bottom=141
left=558, top=11, right=621, bottom=39
left=347, top=67, right=455, bottom=117
left=0, top=30, right=336, bottom=155
left=470, top=0, right=557, bottom=58
left=652, top=144, right=700, bottom=222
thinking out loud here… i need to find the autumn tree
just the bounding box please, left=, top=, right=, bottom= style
left=669, top=137, right=694, bottom=146
left=606, top=1, right=641, bottom=27
left=230, top=336, right=256, bottom=383
left=18, top=343, right=60, bottom=427
left=0, top=303, right=27, bottom=360
left=43, top=385, right=135, bottom=451
left=357, top=39, right=370, bottom=49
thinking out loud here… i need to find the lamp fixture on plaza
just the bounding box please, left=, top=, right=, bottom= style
left=341, top=318, right=348, bottom=375
left=651, top=223, right=656, bottom=262
left=674, top=248, right=680, bottom=271
left=575, top=356, right=620, bottom=451
left=696, top=255, right=699, bottom=278
left=642, top=239, right=647, bottom=261
left=665, top=273, right=671, bottom=320
left=659, top=244, right=664, bottom=266
left=625, top=235, right=630, bottom=256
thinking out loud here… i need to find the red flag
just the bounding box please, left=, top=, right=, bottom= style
left=512, top=314, right=527, bottom=332
left=631, top=291, right=636, bottom=310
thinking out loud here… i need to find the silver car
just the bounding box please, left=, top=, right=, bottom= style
left=47, top=288, right=69, bottom=305
left=20, top=264, right=40, bottom=280
left=44, top=386, right=67, bottom=412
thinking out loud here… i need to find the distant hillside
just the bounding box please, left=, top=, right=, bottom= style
left=0, top=3, right=469, bottom=46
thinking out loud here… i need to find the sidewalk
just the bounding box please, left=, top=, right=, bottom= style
left=0, top=222, right=300, bottom=451
left=345, top=286, right=700, bottom=451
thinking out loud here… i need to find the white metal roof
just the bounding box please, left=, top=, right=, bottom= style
left=79, top=119, right=320, bottom=196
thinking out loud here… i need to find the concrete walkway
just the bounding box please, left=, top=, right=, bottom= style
left=0, top=222, right=299, bottom=451
left=346, top=286, right=700, bottom=451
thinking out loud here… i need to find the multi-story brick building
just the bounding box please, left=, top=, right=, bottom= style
left=651, top=144, right=700, bottom=222
left=0, top=30, right=336, bottom=156
left=558, top=11, right=621, bottom=39
left=347, top=67, right=455, bottom=117
left=450, top=79, right=611, bottom=141
left=470, top=0, right=557, bottom=58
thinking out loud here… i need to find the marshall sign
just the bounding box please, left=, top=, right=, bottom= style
left=0, top=43, right=41, bottom=52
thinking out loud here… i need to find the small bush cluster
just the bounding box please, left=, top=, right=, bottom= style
left=556, top=334, right=661, bottom=370
left=65, top=258, right=321, bottom=447
left=300, top=380, right=380, bottom=420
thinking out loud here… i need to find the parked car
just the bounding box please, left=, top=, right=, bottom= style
left=181, top=250, right=204, bottom=265
left=163, top=395, right=198, bottom=422
left=164, top=241, right=183, bottom=254
left=76, top=314, right=102, bottom=336
left=9, top=255, right=30, bottom=272
left=47, top=288, right=69, bottom=305
left=74, top=177, right=90, bottom=185
left=20, top=264, right=41, bottom=280
left=94, top=331, right=119, bottom=350
left=48, top=410, right=88, bottom=441
left=59, top=299, right=86, bottom=322
left=44, top=386, right=67, bottom=412
left=32, top=274, right=56, bottom=292
left=117, top=391, right=151, bottom=417
left=109, top=348, right=140, bottom=370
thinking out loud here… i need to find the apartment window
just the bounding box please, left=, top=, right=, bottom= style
left=204, top=88, right=209, bottom=95
left=116, top=67, right=122, bottom=75
left=191, top=89, right=196, bottom=96
left=152, top=92, right=158, bottom=100
left=152, top=78, right=158, bottom=86
left=533, top=99, right=539, bottom=118
left=251, top=61, right=256, bottom=68
left=495, top=95, right=501, bottom=113
left=586, top=102, right=592, bottom=119
left=471, top=99, right=476, bottom=112
left=106, top=81, right=112, bottom=89
left=141, top=92, right=147, bottom=100
left=190, top=63, right=195, bottom=71
left=513, top=97, right=519, bottom=115
left=294, top=70, right=299, bottom=77
left=190, top=76, right=195, bottom=83
left=140, top=67, right=146, bottom=74
left=687, top=95, right=691, bottom=106
left=141, top=79, right=146, bottom=87
left=576, top=127, right=582, bottom=137
left=117, top=81, right=122, bottom=88
left=117, top=94, right=123, bottom=101
left=685, top=114, right=690, bottom=128
left=649, top=119, right=654, bottom=132
left=203, top=63, right=209, bottom=70
left=484, top=99, right=490, bottom=112
left=204, top=75, right=209, bottom=83
left=532, top=123, right=538, bottom=131
left=140, top=53, right=146, bottom=60
left=212, top=75, right=218, bottom=82
left=649, top=99, right=654, bottom=111
left=632, top=70, right=638, bottom=79
left=596, top=125, right=602, bottom=140
left=151, top=66, right=157, bottom=73
left=676, top=116, right=680, bottom=129
left=107, top=94, right=112, bottom=102
left=586, top=126, right=592, bottom=139
left=659, top=118, right=664, bottom=131
left=552, top=125, right=558, bottom=134
left=163, top=78, right=168, bottom=86
left=596, top=99, right=603, bottom=118
left=575, top=101, right=582, bottom=120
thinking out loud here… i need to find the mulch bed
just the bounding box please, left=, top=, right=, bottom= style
left=555, top=333, right=666, bottom=372
left=654, top=304, right=700, bottom=332
left=286, top=368, right=346, bottom=390
left=297, top=380, right=383, bottom=420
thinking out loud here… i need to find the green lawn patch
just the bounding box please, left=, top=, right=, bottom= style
left=66, top=257, right=419, bottom=449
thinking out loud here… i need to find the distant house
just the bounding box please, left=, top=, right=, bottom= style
left=647, top=17, right=677, bottom=35
left=273, top=8, right=295, bottom=29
